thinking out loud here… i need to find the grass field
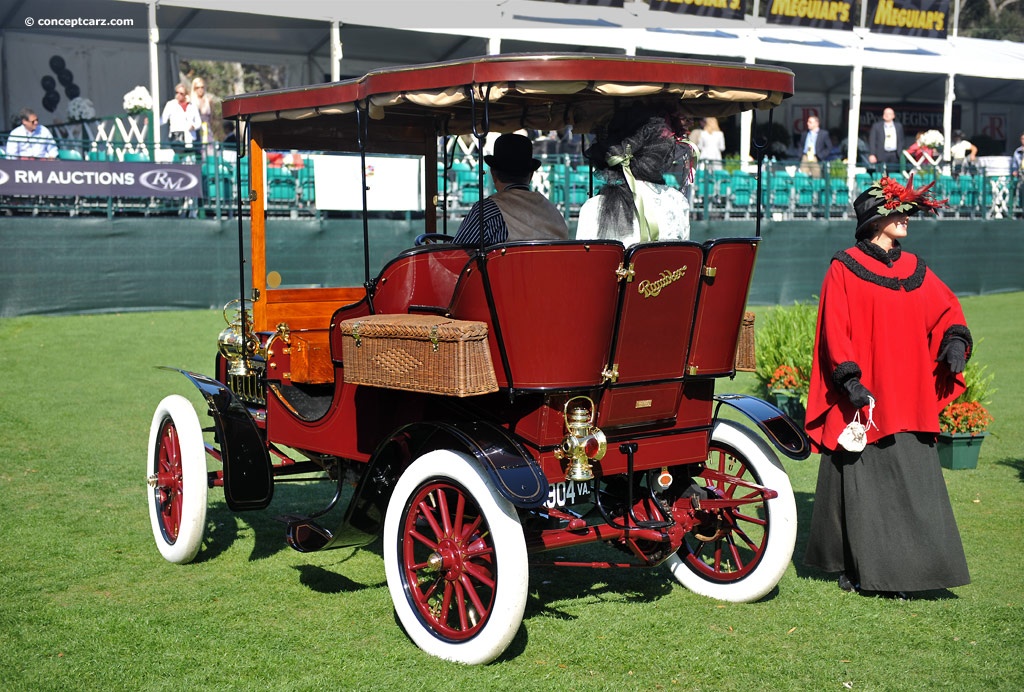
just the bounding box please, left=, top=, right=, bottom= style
left=1, top=294, right=1022, bottom=691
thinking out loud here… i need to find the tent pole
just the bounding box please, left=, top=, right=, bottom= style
left=847, top=61, right=863, bottom=195
left=330, top=21, right=342, bottom=82
left=148, top=1, right=161, bottom=156
left=943, top=74, right=955, bottom=163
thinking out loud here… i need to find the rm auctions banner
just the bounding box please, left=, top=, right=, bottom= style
left=0, top=159, right=202, bottom=198
left=648, top=0, right=746, bottom=20
left=868, top=0, right=949, bottom=38
left=766, top=0, right=854, bottom=30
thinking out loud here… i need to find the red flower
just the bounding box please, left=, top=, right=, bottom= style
left=768, top=364, right=804, bottom=391
left=939, top=401, right=993, bottom=435
left=871, top=174, right=948, bottom=216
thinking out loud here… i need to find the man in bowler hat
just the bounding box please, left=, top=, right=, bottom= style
left=452, top=133, right=568, bottom=245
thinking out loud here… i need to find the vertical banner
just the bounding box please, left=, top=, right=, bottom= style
left=868, top=0, right=949, bottom=38
left=765, top=0, right=854, bottom=29
left=648, top=0, right=746, bottom=21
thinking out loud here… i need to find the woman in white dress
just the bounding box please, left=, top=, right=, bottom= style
left=697, top=117, right=725, bottom=167
left=575, top=107, right=694, bottom=245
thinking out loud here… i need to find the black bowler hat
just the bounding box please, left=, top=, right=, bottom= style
left=853, top=173, right=946, bottom=239
left=485, top=133, right=541, bottom=176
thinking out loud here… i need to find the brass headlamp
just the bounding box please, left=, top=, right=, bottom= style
left=554, top=396, right=607, bottom=482
left=217, top=299, right=260, bottom=376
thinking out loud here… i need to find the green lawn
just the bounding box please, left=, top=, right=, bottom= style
left=1, top=294, right=1021, bottom=691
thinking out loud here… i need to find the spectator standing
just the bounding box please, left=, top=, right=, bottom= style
left=190, top=77, right=214, bottom=151
left=697, top=117, right=725, bottom=169
left=5, top=108, right=58, bottom=159
left=804, top=174, right=971, bottom=599
left=948, top=130, right=978, bottom=178
left=867, top=107, right=905, bottom=169
left=452, top=133, right=568, bottom=245
left=1012, top=132, right=1024, bottom=217
left=161, top=83, right=201, bottom=154
left=798, top=115, right=832, bottom=178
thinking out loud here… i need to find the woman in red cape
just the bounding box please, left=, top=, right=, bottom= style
left=803, top=175, right=971, bottom=598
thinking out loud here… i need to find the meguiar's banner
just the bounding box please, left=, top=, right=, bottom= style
left=648, top=0, right=746, bottom=20
left=868, top=0, right=949, bottom=38
left=766, top=0, right=854, bottom=29
left=0, top=159, right=201, bottom=198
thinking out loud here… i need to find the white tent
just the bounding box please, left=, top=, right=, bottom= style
left=3, top=0, right=1022, bottom=155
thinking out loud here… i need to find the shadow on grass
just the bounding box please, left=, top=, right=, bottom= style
left=996, top=456, right=1024, bottom=482
left=294, top=563, right=385, bottom=594
left=194, top=479, right=352, bottom=563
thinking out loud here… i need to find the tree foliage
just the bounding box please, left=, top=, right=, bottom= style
left=958, top=0, right=1024, bottom=40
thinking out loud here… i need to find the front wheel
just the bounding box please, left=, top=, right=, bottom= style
left=664, top=419, right=796, bottom=602
left=383, top=450, right=528, bottom=664
left=147, top=395, right=208, bottom=564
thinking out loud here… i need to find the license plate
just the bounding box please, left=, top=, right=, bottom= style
left=544, top=479, right=592, bottom=509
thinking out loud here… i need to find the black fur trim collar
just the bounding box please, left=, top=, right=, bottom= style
left=856, top=239, right=902, bottom=267
left=832, top=247, right=926, bottom=292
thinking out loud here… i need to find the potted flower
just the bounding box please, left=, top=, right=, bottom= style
left=766, top=364, right=807, bottom=424
left=123, top=86, right=153, bottom=115
left=753, top=300, right=816, bottom=425
left=937, top=359, right=994, bottom=470
left=67, top=96, right=95, bottom=123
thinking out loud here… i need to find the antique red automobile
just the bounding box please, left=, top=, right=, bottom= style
left=147, top=53, right=807, bottom=664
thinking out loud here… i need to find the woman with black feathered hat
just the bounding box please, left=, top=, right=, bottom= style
left=803, top=175, right=972, bottom=599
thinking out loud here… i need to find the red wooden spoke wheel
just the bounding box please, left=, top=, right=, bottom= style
left=147, top=395, right=207, bottom=564
left=400, top=480, right=497, bottom=640
left=665, top=420, right=796, bottom=602
left=384, top=450, right=528, bottom=664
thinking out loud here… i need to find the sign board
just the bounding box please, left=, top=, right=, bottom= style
left=0, top=159, right=201, bottom=198
left=312, top=155, right=424, bottom=212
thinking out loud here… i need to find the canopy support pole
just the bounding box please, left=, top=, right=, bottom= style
left=148, top=1, right=161, bottom=153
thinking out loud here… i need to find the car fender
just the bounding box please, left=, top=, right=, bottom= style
left=161, top=367, right=273, bottom=510
left=714, top=393, right=811, bottom=461
left=344, top=420, right=547, bottom=536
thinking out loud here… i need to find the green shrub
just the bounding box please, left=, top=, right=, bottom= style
left=754, top=299, right=818, bottom=405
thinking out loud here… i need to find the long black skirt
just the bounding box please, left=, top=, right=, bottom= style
left=804, top=432, right=970, bottom=592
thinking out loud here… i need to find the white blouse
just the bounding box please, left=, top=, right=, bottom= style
left=575, top=180, right=690, bottom=245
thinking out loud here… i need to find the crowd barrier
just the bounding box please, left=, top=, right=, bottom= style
left=2, top=135, right=1021, bottom=221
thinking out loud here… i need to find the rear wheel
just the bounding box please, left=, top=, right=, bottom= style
left=665, top=419, right=796, bottom=602
left=147, top=395, right=208, bottom=564
left=383, top=450, right=528, bottom=664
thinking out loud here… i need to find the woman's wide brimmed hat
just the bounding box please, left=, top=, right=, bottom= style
left=854, top=174, right=947, bottom=239
left=485, top=133, right=541, bottom=175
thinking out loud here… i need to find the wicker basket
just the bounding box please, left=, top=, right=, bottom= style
left=339, top=314, right=498, bottom=397
left=734, top=311, right=756, bottom=372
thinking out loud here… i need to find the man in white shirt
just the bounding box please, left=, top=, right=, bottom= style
left=160, top=84, right=201, bottom=152
left=799, top=115, right=832, bottom=178
left=5, top=108, right=58, bottom=159
left=868, top=107, right=905, bottom=169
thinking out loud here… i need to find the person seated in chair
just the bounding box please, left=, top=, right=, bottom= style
left=575, top=106, right=692, bottom=245
left=452, top=133, right=569, bottom=245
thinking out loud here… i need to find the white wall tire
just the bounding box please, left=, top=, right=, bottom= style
left=147, top=395, right=208, bottom=564
left=665, top=419, right=797, bottom=602
left=383, top=450, right=529, bottom=664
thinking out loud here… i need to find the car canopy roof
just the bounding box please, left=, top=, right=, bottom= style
left=222, top=53, right=793, bottom=135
